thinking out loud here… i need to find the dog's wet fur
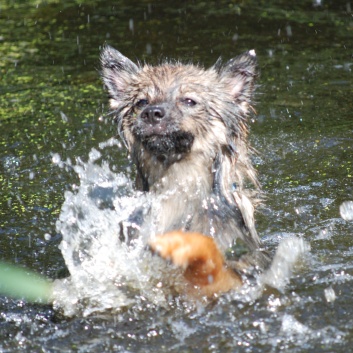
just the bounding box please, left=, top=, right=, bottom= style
left=100, top=45, right=270, bottom=296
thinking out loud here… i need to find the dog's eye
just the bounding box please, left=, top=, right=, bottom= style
left=181, top=98, right=197, bottom=107
left=136, top=99, right=149, bottom=108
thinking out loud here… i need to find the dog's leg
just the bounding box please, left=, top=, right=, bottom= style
left=149, top=231, right=242, bottom=296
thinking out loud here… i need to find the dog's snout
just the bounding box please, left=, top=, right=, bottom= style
left=141, top=106, right=165, bottom=124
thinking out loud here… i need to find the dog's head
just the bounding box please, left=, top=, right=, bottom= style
left=101, top=46, right=257, bottom=154
left=101, top=45, right=258, bottom=186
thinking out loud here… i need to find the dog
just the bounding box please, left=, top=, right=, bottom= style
left=100, top=45, right=270, bottom=297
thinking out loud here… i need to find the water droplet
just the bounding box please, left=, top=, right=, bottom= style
left=129, top=19, right=134, bottom=32
left=339, top=201, right=353, bottom=221
left=286, top=25, right=292, bottom=37
left=324, top=287, right=336, bottom=302
left=44, top=233, right=52, bottom=241
left=52, top=153, right=61, bottom=165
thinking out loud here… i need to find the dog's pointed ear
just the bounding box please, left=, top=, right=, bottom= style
left=100, top=45, right=139, bottom=105
left=217, top=50, right=257, bottom=109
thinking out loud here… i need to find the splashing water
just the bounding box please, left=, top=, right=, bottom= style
left=261, top=236, right=310, bottom=292
left=52, top=139, right=309, bottom=316
left=52, top=141, right=185, bottom=316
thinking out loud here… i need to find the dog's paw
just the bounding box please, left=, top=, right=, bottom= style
left=149, top=231, right=203, bottom=269
left=149, top=231, right=222, bottom=272
left=149, top=231, right=242, bottom=295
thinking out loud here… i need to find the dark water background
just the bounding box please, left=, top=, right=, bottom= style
left=1, top=0, right=353, bottom=352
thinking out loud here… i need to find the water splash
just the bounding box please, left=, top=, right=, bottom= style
left=52, top=140, right=309, bottom=316
left=261, top=236, right=310, bottom=292
left=52, top=142, right=185, bottom=316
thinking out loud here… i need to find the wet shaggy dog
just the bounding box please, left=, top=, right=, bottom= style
left=100, top=45, right=269, bottom=296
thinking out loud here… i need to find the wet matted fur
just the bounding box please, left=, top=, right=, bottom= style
left=100, top=45, right=269, bottom=271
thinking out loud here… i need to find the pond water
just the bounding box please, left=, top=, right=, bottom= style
left=1, top=0, right=353, bottom=352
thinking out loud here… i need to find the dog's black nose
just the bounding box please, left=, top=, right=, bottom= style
left=141, top=106, right=165, bottom=124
